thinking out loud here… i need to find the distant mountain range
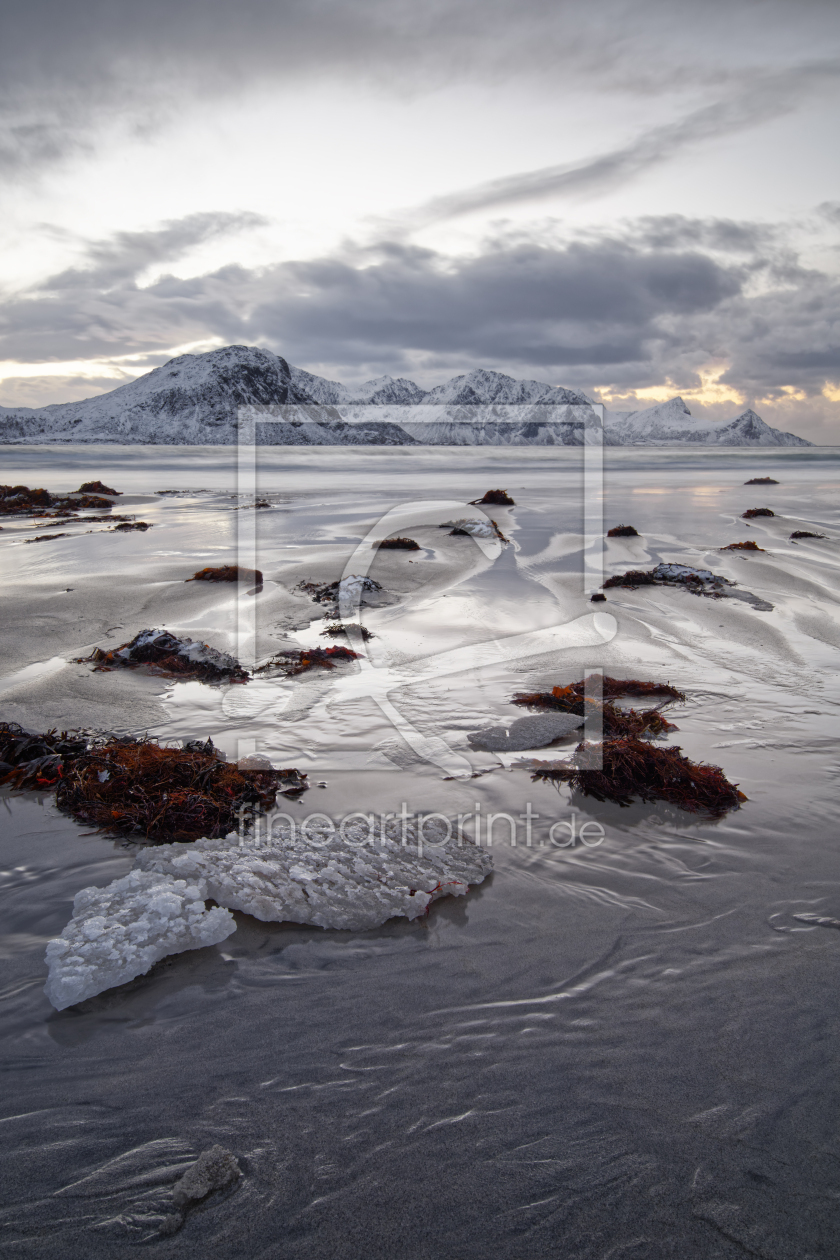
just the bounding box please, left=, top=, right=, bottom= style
left=0, top=344, right=813, bottom=446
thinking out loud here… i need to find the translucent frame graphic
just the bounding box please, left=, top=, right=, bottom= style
left=233, top=403, right=613, bottom=777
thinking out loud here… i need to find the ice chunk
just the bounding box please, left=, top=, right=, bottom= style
left=44, top=871, right=236, bottom=1010
left=468, top=712, right=583, bottom=751
left=441, top=518, right=498, bottom=539
left=136, top=818, right=493, bottom=932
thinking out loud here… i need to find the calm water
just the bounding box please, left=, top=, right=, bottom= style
left=1, top=445, right=839, bottom=1258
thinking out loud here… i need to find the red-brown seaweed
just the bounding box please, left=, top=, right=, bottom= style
left=376, top=537, right=420, bottom=550
left=607, top=524, right=639, bottom=537
left=512, top=676, right=684, bottom=739
left=742, top=508, right=775, bottom=519
left=530, top=737, right=745, bottom=815
left=255, top=645, right=360, bottom=676
left=187, top=565, right=263, bottom=584
left=469, top=489, right=515, bottom=506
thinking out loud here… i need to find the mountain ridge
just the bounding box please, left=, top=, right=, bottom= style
left=0, top=344, right=813, bottom=446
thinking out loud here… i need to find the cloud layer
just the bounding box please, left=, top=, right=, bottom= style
left=1, top=211, right=838, bottom=421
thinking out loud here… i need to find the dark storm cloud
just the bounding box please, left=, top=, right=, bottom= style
left=2, top=0, right=839, bottom=173
left=5, top=207, right=837, bottom=403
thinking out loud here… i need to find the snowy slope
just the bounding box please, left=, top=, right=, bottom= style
left=604, top=397, right=811, bottom=447
left=0, top=345, right=813, bottom=445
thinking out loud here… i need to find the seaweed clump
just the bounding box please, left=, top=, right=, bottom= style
left=77, top=629, right=249, bottom=683
left=111, top=521, right=152, bottom=532
left=77, top=481, right=120, bottom=495
left=607, top=524, right=639, bottom=537
left=54, top=738, right=303, bottom=842
left=512, top=676, right=684, bottom=739
left=745, top=478, right=778, bottom=485
left=790, top=531, right=826, bottom=541
left=187, top=564, right=263, bottom=584
left=529, top=737, right=745, bottom=815
left=296, top=575, right=386, bottom=615
left=0, top=722, right=88, bottom=788
left=603, top=563, right=731, bottom=598
left=720, top=540, right=764, bottom=551
left=321, top=622, right=373, bottom=641
left=469, top=489, right=515, bottom=506
left=0, top=485, right=114, bottom=516
left=376, top=537, right=420, bottom=550
left=255, top=645, right=360, bottom=676
left=742, top=508, right=774, bottom=519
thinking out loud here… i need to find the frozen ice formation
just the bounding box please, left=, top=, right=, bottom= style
left=44, top=870, right=236, bottom=1010
left=118, top=629, right=244, bottom=675
left=136, top=817, right=493, bottom=931
left=468, top=712, right=583, bottom=752
left=441, top=518, right=499, bottom=539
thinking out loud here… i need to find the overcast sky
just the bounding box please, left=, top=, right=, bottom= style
left=1, top=0, right=839, bottom=438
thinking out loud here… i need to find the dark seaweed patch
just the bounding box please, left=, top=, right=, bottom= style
left=529, top=738, right=745, bottom=815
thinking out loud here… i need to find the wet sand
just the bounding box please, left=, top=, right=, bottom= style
left=1, top=444, right=840, bottom=1258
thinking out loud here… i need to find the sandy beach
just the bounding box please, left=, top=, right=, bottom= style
left=1, top=442, right=840, bottom=1257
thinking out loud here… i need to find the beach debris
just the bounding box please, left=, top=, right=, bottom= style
left=468, top=712, right=583, bottom=752
left=172, top=1145, right=241, bottom=1209
left=296, top=574, right=389, bottom=614
left=321, top=621, right=374, bottom=641
left=25, top=533, right=71, bottom=543
left=512, top=675, right=683, bottom=739
left=790, top=531, right=826, bottom=541
left=607, top=524, right=639, bottom=537
left=52, top=737, right=303, bottom=841
left=43, top=870, right=236, bottom=1010
left=469, top=489, right=515, bottom=506
left=1, top=485, right=114, bottom=515
left=77, top=629, right=249, bottom=683
left=529, top=738, right=745, bottom=815
left=603, top=562, right=733, bottom=598
left=0, top=723, right=88, bottom=790
left=590, top=593, right=607, bottom=602
left=376, top=536, right=420, bottom=550
left=792, top=912, right=840, bottom=930
left=745, top=477, right=778, bottom=485
left=186, top=564, right=263, bottom=585
left=43, top=514, right=134, bottom=526
left=255, top=645, right=360, bottom=677
left=135, top=816, right=493, bottom=931
left=720, top=540, right=765, bottom=551
left=76, top=480, right=120, bottom=495
left=742, top=508, right=775, bottom=518
left=440, top=518, right=508, bottom=541
left=110, top=521, right=152, bottom=532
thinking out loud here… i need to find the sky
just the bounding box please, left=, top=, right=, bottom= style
left=1, top=0, right=839, bottom=440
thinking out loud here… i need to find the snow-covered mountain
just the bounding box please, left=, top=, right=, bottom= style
left=0, top=345, right=813, bottom=446
left=604, top=396, right=811, bottom=447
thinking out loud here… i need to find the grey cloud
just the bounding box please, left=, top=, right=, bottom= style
left=1, top=212, right=838, bottom=406
left=42, top=211, right=268, bottom=289
left=2, top=0, right=839, bottom=173
left=396, top=65, right=840, bottom=226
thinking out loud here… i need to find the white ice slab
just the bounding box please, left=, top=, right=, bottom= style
left=135, top=818, right=493, bottom=932
left=44, top=870, right=236, bottom=1010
